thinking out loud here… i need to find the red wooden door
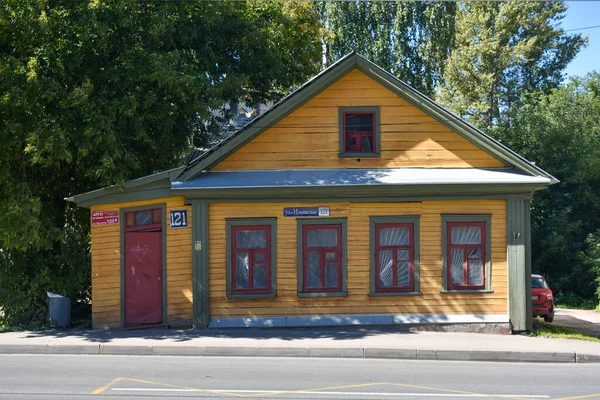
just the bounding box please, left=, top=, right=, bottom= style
left=124, top=231, right=162, bottom=326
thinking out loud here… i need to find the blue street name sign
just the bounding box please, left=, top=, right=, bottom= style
left=283, top=206, right=330, bottom=217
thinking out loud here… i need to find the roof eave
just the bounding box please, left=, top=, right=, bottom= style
left=65, top=166, right=184, bottom=207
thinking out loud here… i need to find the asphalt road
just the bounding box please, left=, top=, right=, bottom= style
left=0, top=355, right=599, bottom=400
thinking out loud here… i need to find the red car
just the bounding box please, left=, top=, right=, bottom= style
left=532, top=274, right=554, bottom=322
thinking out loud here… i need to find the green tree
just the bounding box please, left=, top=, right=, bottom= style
left=0, top=0, right=321, bottom=326
left=494, top=73, right=600, bottom=302
left=320, top=1, right=456, bottom=97
left=438, top=1, right=585, bottom=129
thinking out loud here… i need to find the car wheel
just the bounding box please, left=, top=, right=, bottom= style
left=544, top=314, right=553, bottom=323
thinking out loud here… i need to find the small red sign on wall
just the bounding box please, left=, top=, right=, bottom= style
left=91, top=211, right=119, bottom=225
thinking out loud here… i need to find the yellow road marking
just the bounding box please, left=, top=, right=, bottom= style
left=555, top=395, right=600, bottom=400
left=391, top=382, right=536, bottom=400
left=90, top=377, right=124, bottom=395
left=123, top=377, right=246, bottom=398
left=240, top=381, right=389, bottom=398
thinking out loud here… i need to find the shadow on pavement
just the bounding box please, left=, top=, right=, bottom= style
left=19, top=324, right=420, bottom=343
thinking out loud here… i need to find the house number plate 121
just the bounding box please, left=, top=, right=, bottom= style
left=170, top=210, right=188, bottom=228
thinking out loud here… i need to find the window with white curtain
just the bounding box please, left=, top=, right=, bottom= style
left=297, top=219, right=347, bottom=296
left=374, top=223, right=415, bottom=292
left=446, top=221, right=486, bottom=290
left=226, top=218, right=277, bottom=299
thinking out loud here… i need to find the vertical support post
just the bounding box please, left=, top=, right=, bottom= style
left=507, top=197, right=533, bottom=332
left=192, top=201, right=210, bottom=328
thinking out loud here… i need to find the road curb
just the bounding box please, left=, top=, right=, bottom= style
left=0, top=344, right=597, bottom=363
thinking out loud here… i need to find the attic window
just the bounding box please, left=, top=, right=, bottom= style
left=339, top=107, right=380, bottom=157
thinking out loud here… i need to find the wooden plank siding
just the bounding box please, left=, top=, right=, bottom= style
left=213, top=69, right=505, bottom=171
left=90, top=196, right=192, bottom=329
left=208, top=200, right=507, bottom=320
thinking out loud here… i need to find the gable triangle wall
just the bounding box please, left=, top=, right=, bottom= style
left=213, top=69, right=506, bottom=171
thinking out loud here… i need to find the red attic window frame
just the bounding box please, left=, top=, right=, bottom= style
left=446, top=221, right=486, bottom=291
left=343, top=111, right=376, bottom=153
left=374, top=223, right=415, bottom=293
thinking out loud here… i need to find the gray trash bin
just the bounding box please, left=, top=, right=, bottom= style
left=47, top=292, right=71, bottom=328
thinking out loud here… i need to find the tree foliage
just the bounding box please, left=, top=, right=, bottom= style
left=0, top=0, right=321, bottom=326
left=320, top=1, right=456, bottom=96
left=438, top=1, right=585, bottom=129
left=494, top=73, right=600, bottom=300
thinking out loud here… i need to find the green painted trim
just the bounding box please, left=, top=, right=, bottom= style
left=182, top=193, right=532, bottom=204
left=338, top=106, right=381, bottom=157
left=368, top=291, right=423, bottom=297
left=507, top=198, right=532, bottom=332
left=119, top=203, right=167, bottom=328
left=192, top=202, right=209, bottom=328
left=369, top=215, right=421, bottom=295
left=67, top=167, right=184, bottom=207
left=225, top=218, right=278, bottom=300
left=441, top=214, right=492, bottom=292
left=296, top=218, right=348, bottom=297
left=297, top=292, right=347, bottom=298
left=78, top=187, right=172, bottom=208
left=440, top=290, right=495, bottom=295
left=177, top=183, right=546, bottom=202
left=178, top=53, right=555, bottom=184
left=337, top=153, right=381, bottom=158
left=525, top=199, right=533, bottom=331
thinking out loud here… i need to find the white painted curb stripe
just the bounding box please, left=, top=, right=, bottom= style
left=111, top=388, right=549, bottom=397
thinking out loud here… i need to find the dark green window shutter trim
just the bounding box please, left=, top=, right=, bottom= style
left=297, top=292, right=347, bottom=298
left=119, top=203, right=167, bottom=328
left=440, top=290, right=495, bottom=295
left=368, top=291, right=423, bottom=297
left=441, top=214, right=492, bottom=292
left=225, top=218, right=278, bottom=300
left=337, top=153, right=381, bottom=159
left=296, top=218, right=348, bottom=296
left=192, top=202, right=209, bottom=328
left=369, top=215, right=421, bottom=295
left=338, top=106, right=381, bottom=157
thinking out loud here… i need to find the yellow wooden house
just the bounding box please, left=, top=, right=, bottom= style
left=67, top=53, right=555, bottom=332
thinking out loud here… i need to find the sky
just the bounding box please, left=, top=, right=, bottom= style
left=562, top=1, right=600, bottom=77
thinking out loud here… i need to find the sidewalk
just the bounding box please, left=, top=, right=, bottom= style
left=1, top=326, right=600, bottom=363
left=554, top=308, right=600, bottom=337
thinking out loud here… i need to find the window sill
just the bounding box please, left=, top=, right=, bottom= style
left=297, top=291, right=347, bottom=298
left=440, top=290, right=494, bottom=295
left=338, top=153, right=381, bottom=158
left=227, top=292, right=276, bottom=300
left=368, top=291, right=422, bottom=297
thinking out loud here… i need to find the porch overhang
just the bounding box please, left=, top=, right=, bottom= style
left=172, top=168, right=551, bottom=202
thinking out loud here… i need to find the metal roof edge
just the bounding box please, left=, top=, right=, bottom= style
left=65, top=166, right=184, bottom=206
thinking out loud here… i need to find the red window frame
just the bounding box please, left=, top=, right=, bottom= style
left=231, top=225, right=272, bottom=295
left=374, top=223, right=415, bottom=293
left=125, top=208, right=162, bottom=232
left=302, top=224, right=342, bottom=293
left=446, top=221, right=486, bottom=290
left=343, top=111, right=375, bottom=153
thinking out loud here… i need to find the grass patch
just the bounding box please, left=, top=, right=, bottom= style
left=532, top=321, right=600, bottom=342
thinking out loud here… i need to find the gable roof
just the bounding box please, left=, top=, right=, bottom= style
left=67, top=52, right=557, bottom=207
left=176, top=52, right=557, bottom=184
